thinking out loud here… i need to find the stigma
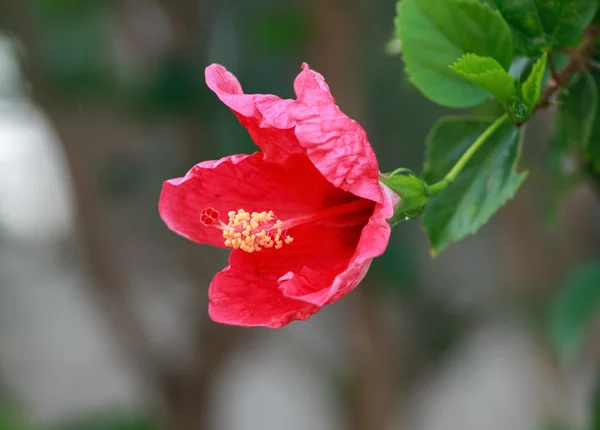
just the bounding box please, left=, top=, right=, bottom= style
left=200, top=208, right=293, bottom=253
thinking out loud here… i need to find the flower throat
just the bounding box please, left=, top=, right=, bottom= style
left=200, top=198, right=373, bottom=253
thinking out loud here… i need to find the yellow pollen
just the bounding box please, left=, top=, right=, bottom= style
left=221, top=209, right=293, bottom=253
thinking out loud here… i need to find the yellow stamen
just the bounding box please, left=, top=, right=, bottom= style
left=201, top=199, right=375, bottom=254
left=221, top=209, right=293, bottom=253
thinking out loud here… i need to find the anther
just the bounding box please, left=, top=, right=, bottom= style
left=209, top=208, right=293, bottom=253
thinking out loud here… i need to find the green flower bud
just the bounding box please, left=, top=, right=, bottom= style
left=380, top=170, right=430, bottom=227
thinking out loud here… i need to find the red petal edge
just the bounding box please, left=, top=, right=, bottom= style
left=205, top=63, right=385, bottom=205
left=278, top=191, right=392, bottom=308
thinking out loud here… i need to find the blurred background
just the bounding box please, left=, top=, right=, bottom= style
left=0, top=1, right=599, bottom=429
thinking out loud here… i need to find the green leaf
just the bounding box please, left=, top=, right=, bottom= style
left=395, top=0, right=513, bottom=108
left=520, top=53, right=548, bottom=114
left=492, top=0, right=597, bottom=55
left=450, top=54, right=517, bottom=103
left=422, top=117, right=527, bottom=254
left=549, top=261, right=600, bottom=357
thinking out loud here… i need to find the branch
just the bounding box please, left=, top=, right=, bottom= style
left=534, top=25, right=599, bottom=113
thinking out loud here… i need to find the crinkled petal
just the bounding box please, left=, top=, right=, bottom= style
left=205, top=64, right=303, bottom=161
left=159, top=153, right=347, bottom=247
left=191, top=64, right=395, bottom=326
left=206, top=63, right=385, bottom=206
left=290, top=64, right=385, bottom=204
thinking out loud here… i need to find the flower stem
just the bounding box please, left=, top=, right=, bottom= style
left=427, top=113, right=509, bottom=196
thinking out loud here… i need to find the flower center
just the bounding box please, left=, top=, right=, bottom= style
left=201, top=208, right=292, bottom=253
left=200, top=198, right=373, bottom=253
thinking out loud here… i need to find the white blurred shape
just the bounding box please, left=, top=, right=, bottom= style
left=210, top=322, right=346, bottom=430
left=0, top=34, right=142, bottom=425
left=0, top=35, right=74, bottom=243
left=0, top=105, right=74, bottom=242
left=396, top=323, right=570, bottom=430
left=0, top=249, right=146, bottom=424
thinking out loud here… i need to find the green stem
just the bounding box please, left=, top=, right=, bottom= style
left=428, top=113, right=509, bottom=196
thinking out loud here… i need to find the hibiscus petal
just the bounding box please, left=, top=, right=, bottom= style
left=205, top=64, right=303, bottom=161
left=165, top=64, right=396, bottom=328
left=207, top=186, right=392, bottom=323
left=278, top=195, right=392, bottom=307
left=209, top=215, right=366, bottom=327
left=208, top=254, right=320, bottom=328
left=205, top=64, right=385, bottom=206
left=159, top=152, right=350, bottom=247
left=291, top=64, right=385, bottom=205
left=323, top=199, right=392, bottom=304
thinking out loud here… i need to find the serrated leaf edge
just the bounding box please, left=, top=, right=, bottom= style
left=395, top=0, right=512, bottom=108
left=521, top=53, right=547, bottom=112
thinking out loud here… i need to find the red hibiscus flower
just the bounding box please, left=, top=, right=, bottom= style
left=159, top=63, right=395, bottom=328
